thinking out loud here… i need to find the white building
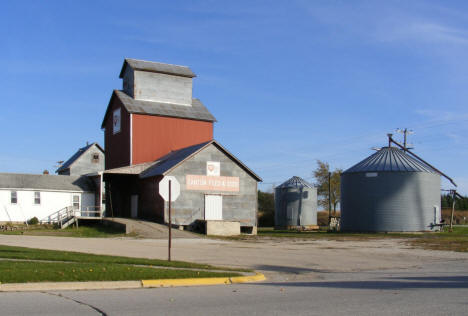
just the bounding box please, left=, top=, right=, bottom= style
left=0, top=173, right=95, bottom=224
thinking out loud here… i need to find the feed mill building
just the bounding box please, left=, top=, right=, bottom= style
left=102, top=59, right=261, bottom=234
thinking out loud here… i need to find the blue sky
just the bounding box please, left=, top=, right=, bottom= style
left=1, top=1, right=467, bottom=194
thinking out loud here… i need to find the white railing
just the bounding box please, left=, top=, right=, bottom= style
left=40, top=206, right=104, bottom=228
left=40, top=206, right=76, bottom=228
left=79, top=206, right=104, bottom=218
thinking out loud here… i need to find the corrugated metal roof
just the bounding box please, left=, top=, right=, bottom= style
left=56, top=143, right=104, bottom=173
left=119, top=58, right=196, bottom=78
left=0, top=173, right=95, bottom=192
left=139, top=142, right=211, bottom=179
left=103, top=161, right=159, bottom=175
left=343, top=147, right=437, bottom=174
left=101, top=90, right=216, bottom=128
left=276, top=176, right=313, bottom=188
left=105, top=140, right=262, bottom=181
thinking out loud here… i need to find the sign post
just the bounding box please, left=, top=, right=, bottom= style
left=159, top=176, right=180, bottom=262
left=168, top=180, right=171, bottom=261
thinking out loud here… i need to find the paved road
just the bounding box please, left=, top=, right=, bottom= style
left=1, top=235, right=468, bottom=314
left=1, top=260, right=467, bottom=315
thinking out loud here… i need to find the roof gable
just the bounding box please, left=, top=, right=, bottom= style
left=139, top=140, right=262, bottom=181
left=100, top=90, right=216, bottom=129
left=56, top=143, right=104, bottom=173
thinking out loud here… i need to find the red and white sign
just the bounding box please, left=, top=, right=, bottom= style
left=206, top=161, right=220, bottom=176
left=186, top=175, right=239, bottom=192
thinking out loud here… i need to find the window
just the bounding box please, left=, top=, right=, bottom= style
left=101, top=192, right=106, bottom=204
left=73, top=195, right=80, bottom=209
left=113, top=108, right=121, bottom=134
left=34, top=192, right=41, bottom=205
left=11, top=191, right=17, bottom=204
left=92, top=153, right=100, bottom=163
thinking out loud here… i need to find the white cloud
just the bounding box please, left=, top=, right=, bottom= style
left=377, top=21, right=468, bottom=45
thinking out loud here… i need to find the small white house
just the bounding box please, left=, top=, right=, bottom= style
left=0, top=173, right=95, bottom=223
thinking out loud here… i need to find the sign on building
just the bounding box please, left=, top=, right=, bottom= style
left=206, top=161, right=220, bottom=176
left=186, top=175, right=239, bottom=192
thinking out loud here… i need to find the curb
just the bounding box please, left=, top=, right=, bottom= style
left=0, top=273, right=266, bottom=292
left=142, top=273, right=266, bottom=288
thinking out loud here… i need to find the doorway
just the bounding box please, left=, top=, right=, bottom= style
left=131, top=195, right=138, bottom=218
left=205, top=195, right=222, bottom=220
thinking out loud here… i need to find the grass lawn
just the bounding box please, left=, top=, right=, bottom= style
left=254, top=226, right=468, bottom=252
left=408, top=226, right=468, bottom=252
left=0, top=245, right=248, bottom=271
left=0, top=261, right=239, bottom=284
left=0, top=224, right=128, bottom=238
left=0, top=245, right=244, bottom=283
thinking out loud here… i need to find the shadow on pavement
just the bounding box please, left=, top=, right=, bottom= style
left=254, top=264, right=333, bottom=274
left=257, top=275, right=468, bottom=290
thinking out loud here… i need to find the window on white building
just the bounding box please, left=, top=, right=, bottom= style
left=11, top=191, right=17, bottom=204
left=73, top=195, right=80, bottom=210
left=34, top=192, right=41, bottom=205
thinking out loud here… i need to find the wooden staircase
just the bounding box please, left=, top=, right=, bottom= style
left=40, top=206, right=103, bottom=229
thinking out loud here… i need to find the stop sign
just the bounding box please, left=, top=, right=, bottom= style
left=159, top=176, right=180, bottom=202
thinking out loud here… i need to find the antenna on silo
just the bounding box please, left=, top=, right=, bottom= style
left=396, top=128, right=414, bottom=151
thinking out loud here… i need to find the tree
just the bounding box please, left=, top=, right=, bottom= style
left=257, top=190, right=275, bottom=227
left=313, top=160, right=342, bottom=213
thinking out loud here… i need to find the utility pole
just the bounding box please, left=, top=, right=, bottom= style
left=396, top=128, right=414, bottom=151
left=328, top=172, right=332, bottom=225
left=450, top=189, right=456, bottom=232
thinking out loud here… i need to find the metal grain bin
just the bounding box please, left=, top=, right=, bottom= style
left=341, top=147, right=441, bottom=232
left=275, top=176, right=318, bottom=229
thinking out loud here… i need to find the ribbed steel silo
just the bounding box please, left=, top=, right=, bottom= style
left=341, top=146, right=441, bottom=232
left=275, top=176, right=318, bottom=229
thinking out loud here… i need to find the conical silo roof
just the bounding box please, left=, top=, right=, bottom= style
left=276, top=176, right=313, bottom=188
left=343, top=147, right=437, bottom=174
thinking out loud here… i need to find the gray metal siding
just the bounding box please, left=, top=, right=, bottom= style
left=165, top=144, right=257, bottom=227
left=341, top=172, right=441, bottom=232
left=68, top=148, right=105, bottom=176
left=275, top=187, right=317, bottom=227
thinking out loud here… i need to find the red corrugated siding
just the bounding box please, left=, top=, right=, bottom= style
left=104, top=97, right=131, bottom=169
left=132, top=114, right=213, bottom=164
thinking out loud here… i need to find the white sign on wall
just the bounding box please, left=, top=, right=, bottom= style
left=206, top=161, right=220, bottom=176
left=113, top=108, right=121, bottom=134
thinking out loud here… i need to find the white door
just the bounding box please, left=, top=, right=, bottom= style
left=131, top=195, right=138, bottom=218
left=205, top=195, right=222, bottom=220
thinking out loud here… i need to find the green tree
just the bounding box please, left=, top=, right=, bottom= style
left=313, top=160, right=342, bottom=212
left=257, top=190, right=275, bottom=227
left=441, top=193, right=468, bottom=210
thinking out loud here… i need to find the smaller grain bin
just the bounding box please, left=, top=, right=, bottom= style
left=275, top=176, right=318, bottom=229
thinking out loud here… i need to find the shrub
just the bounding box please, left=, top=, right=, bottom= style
left=27, top=217, right=39, bottom=225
